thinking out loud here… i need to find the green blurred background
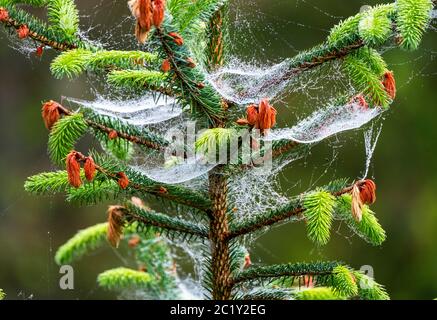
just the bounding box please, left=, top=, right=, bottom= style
left=0, top=0, right=436, bottom=300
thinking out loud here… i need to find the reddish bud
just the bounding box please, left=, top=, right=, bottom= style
left=108, top=130, right=118, bottom=140
left=158, top=186, right=168, bottom=194
left=196, top=82, right=205, bottom=89
left=246, top=105, right=259, bottom=126
left=243, top=254, right=252, bottom=269
left=161, top=59, right=171, bottom=72
left=84, top=156, right=96, bottom=182
left=66, top=151, right=82, bottom=188
left=36, top=45, right=44, bottom=57
left=117, top=172, right=129, bottom=189
left=0, top=7, right=9, bottom=22
left=41, top=100, right=61, bottom=130
left=186, top=57, right=196, bottom=68
left=351, top=179, right=377, bottom=222
left=129, top=0, right=152, bottom=43
left=107, top=205, right=125, bottom=247
left=17, top=24, right=29, bottom=39
left=359, top=179, right=376, bottom=205
left=168, top=32, right=184, bottom=45
left=304, top=275, right=314, bottom=288
left=152, top=0, right=165, bottom=27
left=138, top=0, right=152, bottom=30
left=350, top=94, right=369, bottom=110
left=257, top=98, right=277, bottom=133
left=382, top=71, right=396, bottom=100
left=128, top=235, right=141, bottom=248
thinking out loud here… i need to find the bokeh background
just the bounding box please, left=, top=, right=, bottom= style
left=0, top=0, right=436, bottom=300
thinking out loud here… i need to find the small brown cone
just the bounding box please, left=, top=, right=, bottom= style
left=152, top=0, right=165, bottom=27
left=41, top=100, right=61, bottom=130
left=66, top=151, right=82, bottom=188
left=0, top=7, right=9, bottom=22
left=359, top=179, right=376, bottom=205
left=108, top=130, right=118, bottom=140
left=243, top=254, right=252, bottom=269
left=107, top=205, right=125, bottom=247
left=17, top=24, right=29, bottom=39
left=246, top=105, right=259, bottom=126
left=168, top=32, right=184, bottom=45
left=117, top=172, right=130, bottom=189
left=186, top=57, right=196, bottom=68
left=84, top=156, right=96, bottom=182
left=161, top=59, right=171, bottom=72
left=382, top=71, right=396, bottom=100
left=128, top=235, right=141, bottom=248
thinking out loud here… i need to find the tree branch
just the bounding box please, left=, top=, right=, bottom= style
left=228, top=183, right=354, bottom=240
left=232, top=261, right=340, bottom=286
left=124, top=201, right=209, bottom=239
left=73, top=152, right=212, bottom=213
left=58, top=105, right=168, bottom=151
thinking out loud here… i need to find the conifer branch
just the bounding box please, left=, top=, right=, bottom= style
left=58, top=106, right=168, bottom=151
left=72, top=152, right=212, bottom=213
left=0, top=5, right=88, bottom=51
left=123, top=202, right=209, bottom=239
left=232, top=261, right=341, bottom=286
left=228, top=183, right=354, bottom=240
left=155, top=25, right=224, bottom=125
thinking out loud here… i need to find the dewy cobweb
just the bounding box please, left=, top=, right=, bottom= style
left=263, top=101, right=384, bottom=144
left=65, top=95, right=183, bottom=126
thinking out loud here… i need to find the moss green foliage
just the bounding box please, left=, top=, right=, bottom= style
left=335, top=194, right=386, bottom=246
left=66, top=180, right=121, bottom=205
left=97, top=267, right=154, bottom=290
left=397, top=0, right=433, bottom=50
left=55, top=223, right=108, bottom=265
left=47, top=0, right=79, bottom=39
left=331, top=265, right=359, bottom=298
left=48, top=113, right=88, bottom=166
left=50, top=49, right=158, bottom=79
left=303, top=191, right=335, bottom=245
left=294, top=287, right=344, bottom=300
left=0, top=289, right=5, bottom=300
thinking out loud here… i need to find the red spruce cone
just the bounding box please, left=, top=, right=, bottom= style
left=161, top=59, right=171, bottom=72
left=108, top=130, right=118, bottom=140
left=117, top=172, right=130, bottom=189
left=382, top=71, right=396, bottom=100
left=351, top=179, right=377, bottom=222
left=84, top=156, right=96, bottom=182
left=129, top=0, right=153, bottom=43
left=258, top=98, right=276, bottom=132
left=128, top=235, right=141, bottom=248
left=66, top=151, right=82, bottom=188
left=152, top=0, right=165, bottom=27
left=246, top=105, right=259, bottom=126
left=168, top=32, right=184, bottom=45
left=41, top=100, right=61, bottom=130
left=17, top=24, right=29, bottom=39
left=186, top=57, right=196, bottom=68
left=0, top=7, right=9, bottom=22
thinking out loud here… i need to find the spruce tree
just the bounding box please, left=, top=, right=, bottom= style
left=0, top=0, right=435, bottom=300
